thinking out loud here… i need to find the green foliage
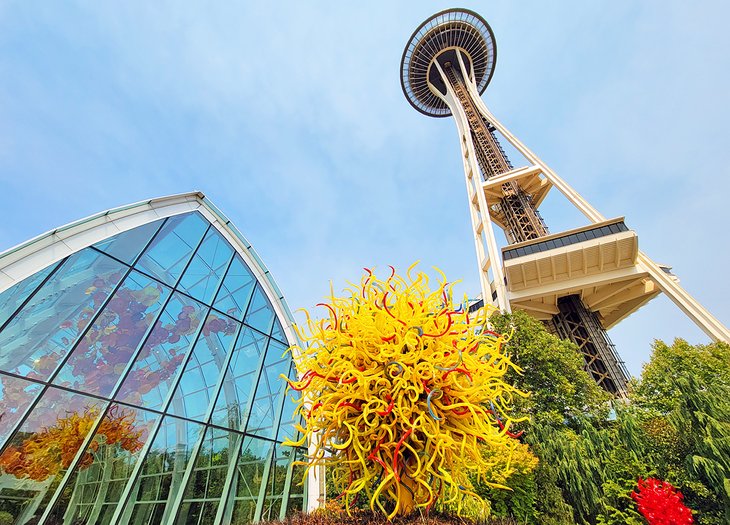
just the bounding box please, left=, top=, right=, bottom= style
left=478, top=312, right=613, bottom=524
left=480, top=314, right=730, bottom=525
left=633, top=339, right=730, bottom=414
left=634, top=339, right=730, bottom=523
left=530, top=459, right=575, bottom=525
left=490, top=311, right=610, bottom=426
left=478, top=472, right=536, bottom=524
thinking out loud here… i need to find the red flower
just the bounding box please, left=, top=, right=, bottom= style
left=631, top=477, right=693, bottom=525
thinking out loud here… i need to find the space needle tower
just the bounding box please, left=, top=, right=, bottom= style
left=401, top=8, right=730, bottom=395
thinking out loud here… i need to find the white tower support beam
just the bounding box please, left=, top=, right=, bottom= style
left=432, top=59, right=509, bottom=312
left=463, top=77, right=730, bottom=342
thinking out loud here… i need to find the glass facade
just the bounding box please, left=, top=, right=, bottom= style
left=0, top=211, right=305, bottom=524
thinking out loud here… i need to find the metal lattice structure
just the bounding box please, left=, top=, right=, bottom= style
left=550, top=296, right=629, bottom=395
left=400, top=9, right=730, bottom=397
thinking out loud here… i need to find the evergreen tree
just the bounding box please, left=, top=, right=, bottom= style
left=483, top=316, right=730, bottom=524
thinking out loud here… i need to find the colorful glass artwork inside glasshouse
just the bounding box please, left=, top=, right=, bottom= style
left=0, top=210, right=304, bottom=524
left=285, top=264, right=527, bottom=519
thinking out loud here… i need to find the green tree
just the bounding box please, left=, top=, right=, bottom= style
left=490, top=311, right=610, bottom=426
left=633, top=339, right=730, bottom=523
left=633, top=339, right=730, bottom=414
left=474, top=317, right=730, bottom=524
left=481, top=312, right=611, bottom=524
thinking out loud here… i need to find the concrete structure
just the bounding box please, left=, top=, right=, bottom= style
left=0, top=192, right=312, bottom=524
left=400, top=9, right=730, bottom=395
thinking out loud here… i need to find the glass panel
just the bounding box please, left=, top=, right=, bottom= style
left=262, top=444, right=293, bottom=521
left=176, top=427, right=239, bottom=523
left=178, top=229, right=233, bottom=305
left=210, top=328, right=269, bottom=431
left=123, top=415, right=203, bottom=525
left=231, top=499, right=257, bottom=525
left=0, top=260, right=58, bottom=326
left=0, top=249, right=126, bottom=381
left=43, top=404, right=159, bottom=525
left=270, top=317, right=286, bottom=344
left=243, top=284, right=275, bottom=334
left=246, top=339, right=289, bottom=439
left=276, top=363, right=300, bottom=443
left=93, top=219, right=165, bottom=265
left=168, top=314, right=239, bottom=422
left=289, top=448, right=307, bottom=497
left=261, top=497, right=282, bottom=522
left=286, top=495, right=304, bottom=518
left=234, top=437, right=273, bottom=499
left=175, top=501, right=219, bottom=525
left=53, top=271, right=171, bottom=398
left=0, top=387, right=107, bottom=524
left=136, top=213, right=208, bottom=287
left=0, top=373, right=43, bottom=448
left=115, top=294, right=208, bottom=411
left=213, top=256, right=255, bottom=321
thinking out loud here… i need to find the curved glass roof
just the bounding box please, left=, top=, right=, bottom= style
left=0, top=197, right=305, bottom=524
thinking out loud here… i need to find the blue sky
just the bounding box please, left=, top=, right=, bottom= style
left=0, top=1, right=727, bottom=377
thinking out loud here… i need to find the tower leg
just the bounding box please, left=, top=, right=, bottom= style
left=637, top=253, right=730, bottom=342
left=550, top=295, right=629, bottom=396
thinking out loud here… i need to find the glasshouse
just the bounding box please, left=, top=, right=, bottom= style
left=0, top=192, right=306, bottom=524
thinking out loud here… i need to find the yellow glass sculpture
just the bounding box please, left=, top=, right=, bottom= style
left=284, top=264, right=527, bottom=518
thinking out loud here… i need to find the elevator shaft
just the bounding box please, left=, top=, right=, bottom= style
left=442, top=60, right=629, bottom=396
left=443, top=63, right=548, bottom=244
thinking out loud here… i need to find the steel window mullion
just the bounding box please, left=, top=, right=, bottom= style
left=212, top=432, right=247, bottom=525
left=82, top=443, right=115, bottom=524
left=240, top=339, right=273, bottom=436
left=179, top=242, right=233, bottom=300
left=151, top=337, right=215, bottom=524
left=173, top=248, right=238, bottom=424
left=36, top=399, right=114, bottom=524
left=0, top=217, right=169, bottom=454
left=254, top=445, right=276, bottom=522
left=270, top=362, right=295, bottom=442
left=0, top=262, right=139, bottom=454
left=200, top=321, right=245, bottom=424
left=0, top=258, right=62, bottom=334
left=301, top=446, right=308, bottom=512
left=164, top=425, right=209, bottom=524
left=166, top=318, right=243, bottom=523
left=233, top=272, right=276, bottom=436
left=213, top=326, right=279, bottom=523
left=206, top=319, right=266, bottom=525
left=107, top=409, right=168, bottom=525
left=199, top=306, right=245, bottom=426
left=278, top=442, right=298, bottom=521
left=105, top=223, right=214, bottom=525
left=159, top=247, right=240, bottom=522
left=246, top=360, right=290, bottom=443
